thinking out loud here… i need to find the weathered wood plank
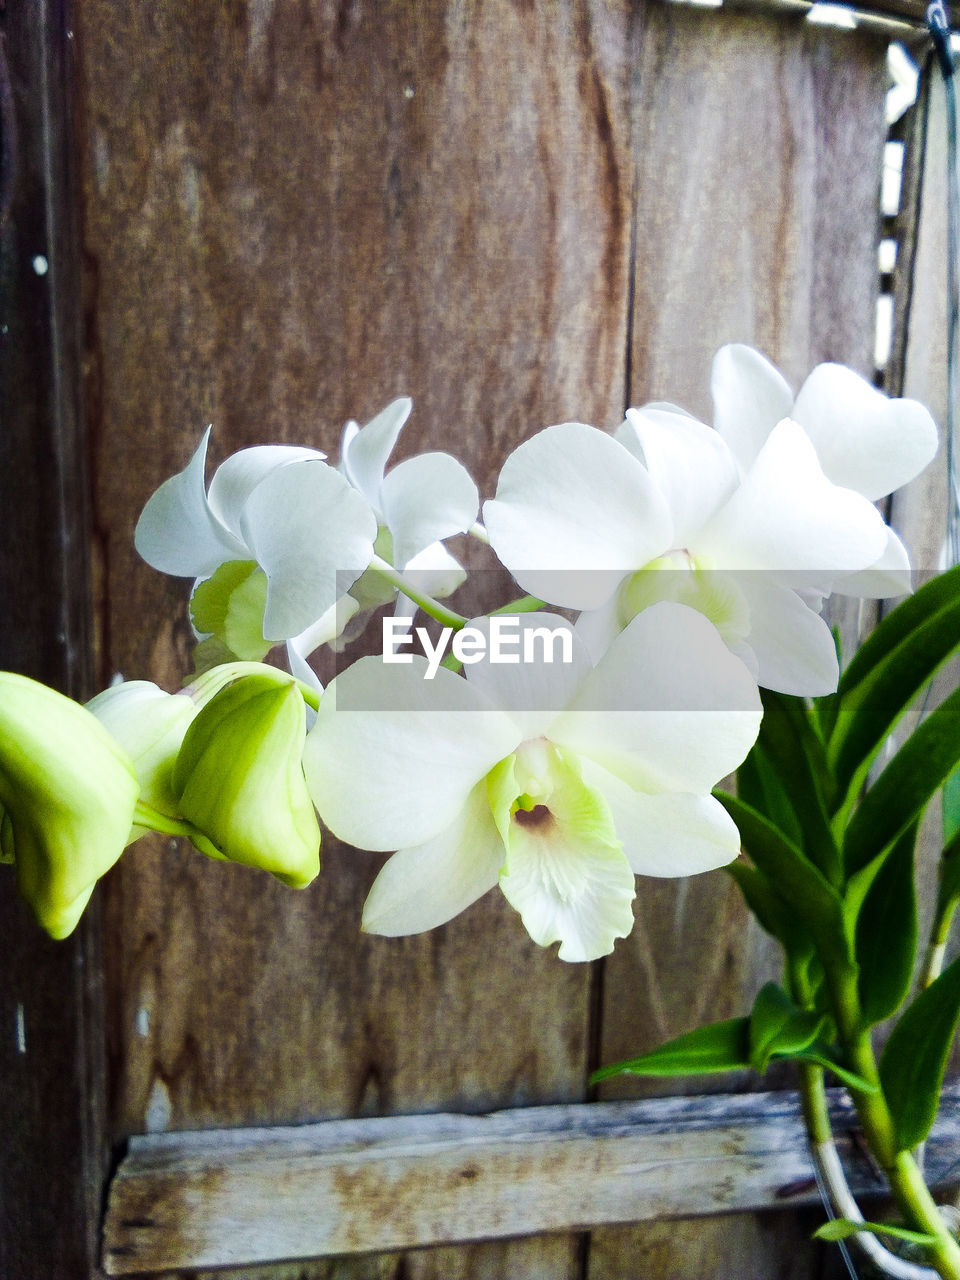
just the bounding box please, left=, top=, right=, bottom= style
left=101, top=1085, right=960, bottom=1274
left=0, top=3, right=107, bottom=1278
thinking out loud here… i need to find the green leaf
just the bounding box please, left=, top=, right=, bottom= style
left=854, top=823, right=918, bottom=1027
left=736, top=745, right=805, bottom=852
left=843, top=684, right=960, bottom=875
left=792, top=1043, right=878, bottom=1093
left=829, top=589, right=960, bottom=811
left=748, top=983, right=825, bottom=1073
left=714, top=792, right=853, bottom=974
left=753, top=690, right=839, bottom=884
left=880, top=950, right=960, bottom=1151
left=944, top=763, right=960, bottom=850
left=590, top=1018, right=750, bottom=1083
left=724, top=861, right=813, bottom=962
left=814, top=1218, right=938, bottom=1246
left=837, top=563, right=960, bottom=698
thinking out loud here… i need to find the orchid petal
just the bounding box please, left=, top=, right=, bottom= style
left=582, top=760, right=742, bottom=876
left=380, top=452, right=479, bottom=567
left=736, top=577, right=839, bottom=695
left=489, top=750, right=635, bottom=962
left=828, top=525, right=913, bottom=599
left=361, top=782, right=504, bottom=935
left=207, top=443, right=325, bottom=537
left=340, top=398, right=413, bottom=510
left=463, top=613, right=594, bottom=741
left=573, top=591, right=622, bottom=663
left=87, top=680, right=196, bottom=822
left=135, top=427, right=246, bottom=576
left=793, top=364, right=938, bottom=501
left=618, top=407, right=740, bottom=547
left=286, top=596, right=359, bottom=691
left=303, top=656, right=519, bottom=851
left=397, top=542, right=468, bottom=614
left=552, top=603, right=762, bottom=793
left=711, top=344, right=794, bottom=471
left=697, top=419, right=888, bottom=573
left=484, top=422, right=673, bottom=610
left=239, top=460, right=377, bottom=640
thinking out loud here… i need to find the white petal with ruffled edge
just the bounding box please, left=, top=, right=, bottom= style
left=135, top=428, right=247, bottom=576
left=711, top=344, right=794, bottom=471
left=580, top=759, right=742, bottom=876
left=303, top=656, right=519, bottom=851
left=617, top=407, right=740, bottom=547
left=361, top=782, right=505, bottom=935
left=493, top=752, right=636, bottom=963
left=239, top=460, right=377, bottom=640
left=736, top=576, right=839, bottom=695
left=552, top=603, right=762, bottom=793
left=339, top=398, right=413, bottom=510
left=381, top=451, right=479, bottom=567
left=697, top=419, right=888, bottom=573
left=483, top=422, right=673, bottom=610
left=793, top=363, right=938, bottom=501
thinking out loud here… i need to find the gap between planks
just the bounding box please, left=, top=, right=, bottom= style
left=101, top=1083, right=960, bottom=1274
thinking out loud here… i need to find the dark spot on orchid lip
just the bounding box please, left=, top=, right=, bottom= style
left=513, top=803, right=551, bottom=828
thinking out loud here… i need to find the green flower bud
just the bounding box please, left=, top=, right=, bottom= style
left=0, top=672, right=140, bottom=938
left=87, top=680, right=197, bottom=837
left=172, top=675, right=320, bottom=888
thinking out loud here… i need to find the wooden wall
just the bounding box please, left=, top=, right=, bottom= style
left=3, top=0, right=928, bottom=1276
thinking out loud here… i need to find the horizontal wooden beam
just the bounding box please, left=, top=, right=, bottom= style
left=101, top=1085, right=960, bottom=1274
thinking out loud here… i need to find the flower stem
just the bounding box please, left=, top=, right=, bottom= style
left=367, top=555, right=469, bottom=629
left=922, top=888, right=958, bottom=988
left=489, top=594, right=548, bottom=615
left=825, top=979, right=960, bottom=1276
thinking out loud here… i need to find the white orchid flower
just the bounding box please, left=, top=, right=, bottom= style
left=484, top=347, right=935, bottom=696
left=339, top=398, right=478, bottom=619
left=303, top=605, right=761, bottom=962
left=710, top=343, right=938, bottom=596
left=135, top=427, right=379, bottom=652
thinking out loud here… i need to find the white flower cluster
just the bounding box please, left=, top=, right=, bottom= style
left=115, top=343, right=937, bottom=962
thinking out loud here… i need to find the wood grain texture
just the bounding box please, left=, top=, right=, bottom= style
left=102, top=1087, right=960, bottom=1274
left=76, top=3, right=635, bottom=1277
left=0, top=3, right=108, bottom=1277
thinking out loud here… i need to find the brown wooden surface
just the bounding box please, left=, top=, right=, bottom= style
left=102, top=1086, right=960, bottom=1274
left=63, top=3, right=903, bottom=1278
left=0, top=3, right=108, bottom=1277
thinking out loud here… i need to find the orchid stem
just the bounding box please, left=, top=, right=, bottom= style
left=367, top=555, right=468, bottom=629
left=489, top=594, right=548, bottom=615
left=922, top=890, right=959, bottom=989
